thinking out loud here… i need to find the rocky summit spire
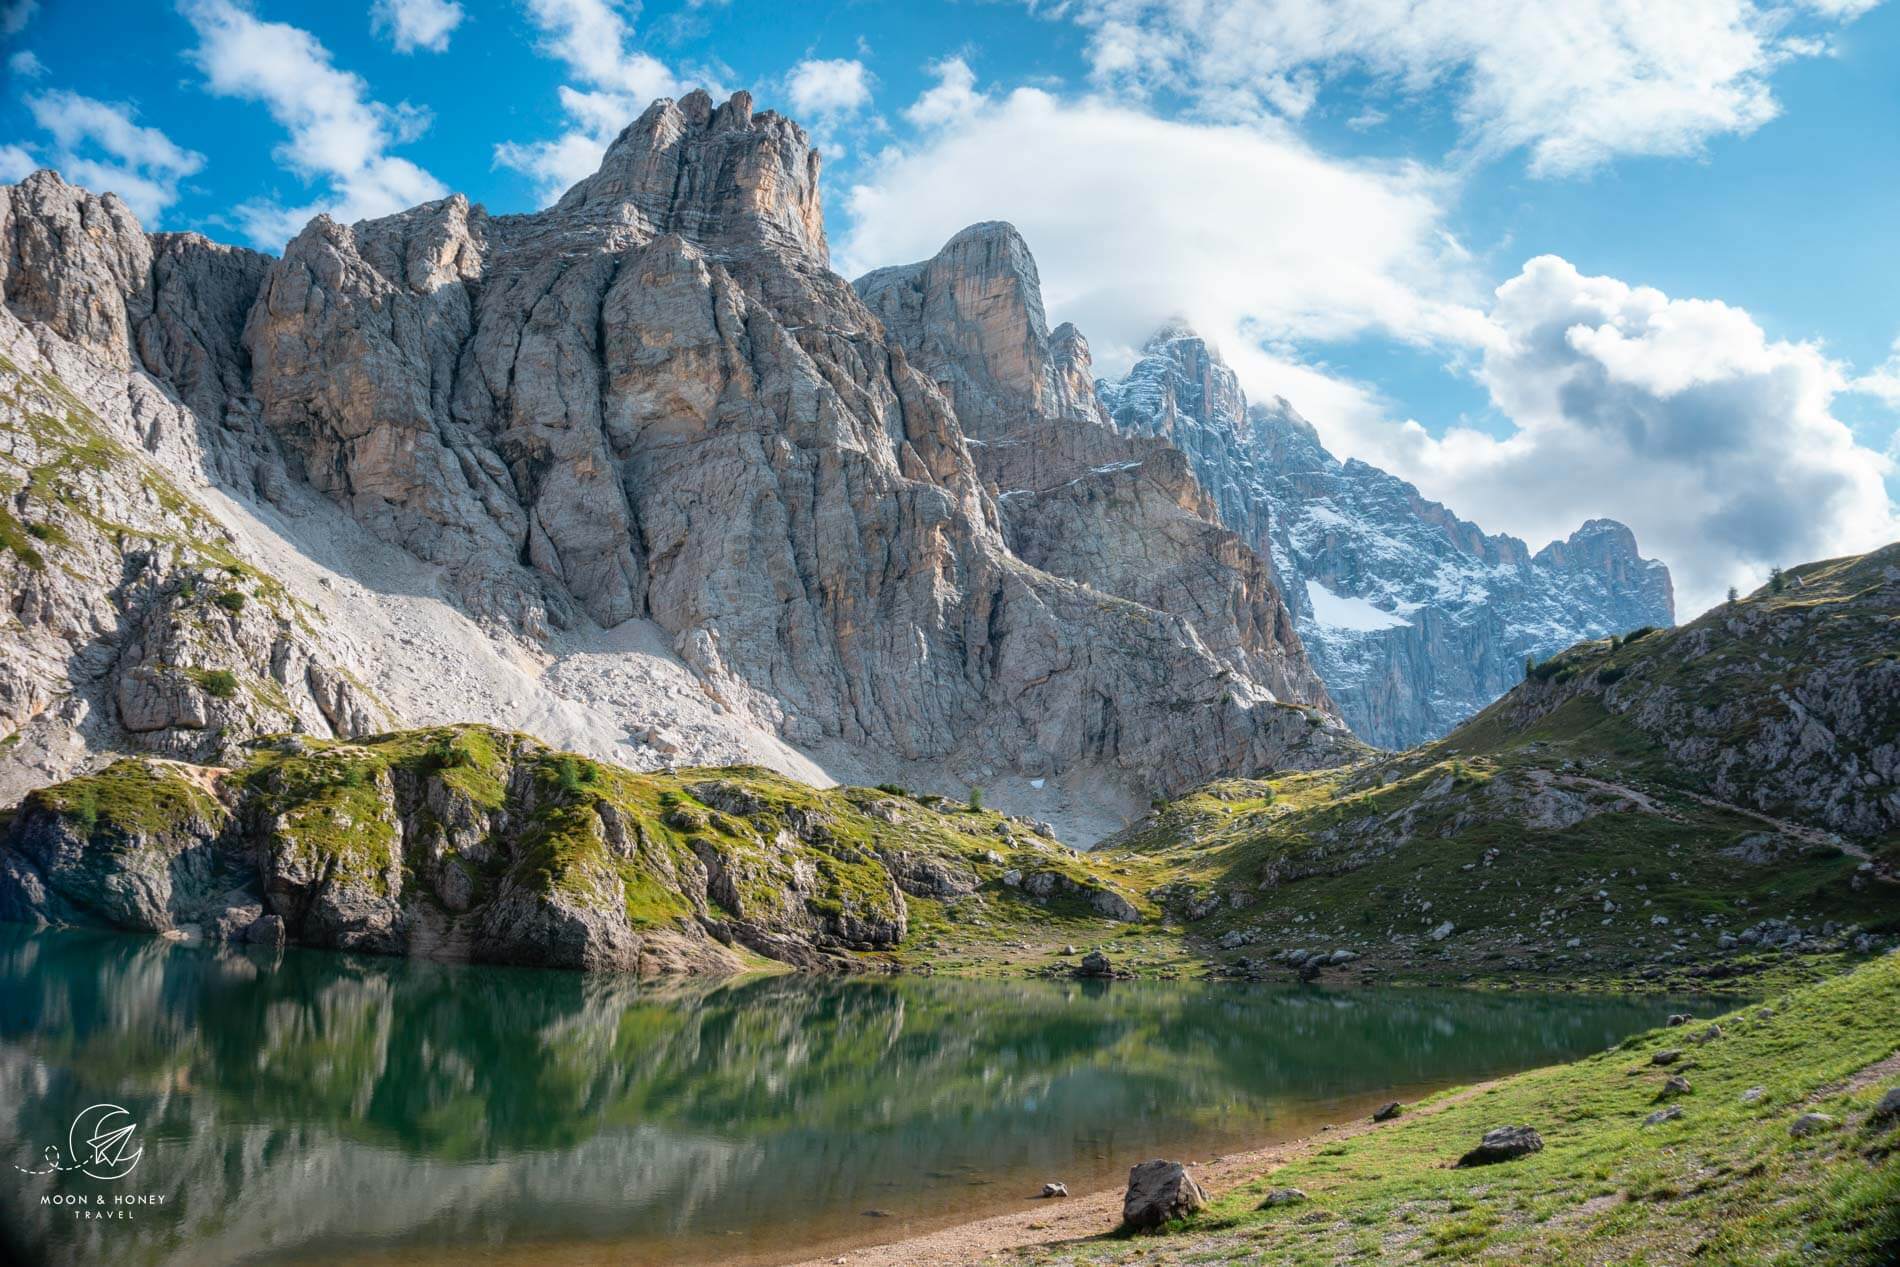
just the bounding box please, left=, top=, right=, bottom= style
left=556, top=89, right=829, bottom=268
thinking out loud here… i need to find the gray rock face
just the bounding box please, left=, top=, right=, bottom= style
left=1098, top=326, right=1675, bottom=748
left=855, top=223, right=1338, bottom=728
left=0, top=194, right=393, bottom=785
left=1120, top=1159, right=1207, bottom=1230
left=2, top=91, right=1359, bottom=817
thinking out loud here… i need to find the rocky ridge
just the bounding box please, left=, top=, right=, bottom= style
left=1107, top=544, right=1898, bottom=987
left=0, top=723, right=1149, bottom=973
left=1098, top=326, right=1675, bottom=749
left=0, top=90, right=1354, bottom=830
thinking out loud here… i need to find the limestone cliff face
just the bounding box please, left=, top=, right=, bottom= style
left=854, top=222, right=1333, bottom=715
left=1, top=90, right=1353, bottom=816
left=0, top=175, right=392, bottom=792
left=1100, top=327, right=1676, bottom=749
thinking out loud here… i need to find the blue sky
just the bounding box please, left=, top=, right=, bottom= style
left=2, top=0, right=1897, bottom=613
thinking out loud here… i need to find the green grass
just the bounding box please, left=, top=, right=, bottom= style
left=1027, top=953, right=1900, bottom=1266
left=28, top=759, right=227, bottom=842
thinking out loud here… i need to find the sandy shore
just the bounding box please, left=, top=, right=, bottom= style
left=776, top=1080, right=1493, bottom=1267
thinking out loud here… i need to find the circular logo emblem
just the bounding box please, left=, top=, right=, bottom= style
left=68, top=1104, right=143, bottom=1180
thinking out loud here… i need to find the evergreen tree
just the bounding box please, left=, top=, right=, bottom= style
left=1769, top=566, right=1785, bottom=594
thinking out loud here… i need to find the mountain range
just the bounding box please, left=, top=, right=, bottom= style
left=1, top=88, right=1665, bottom=843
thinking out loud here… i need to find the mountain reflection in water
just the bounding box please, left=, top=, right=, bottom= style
left=0, top=925, right=1698, bottom=1267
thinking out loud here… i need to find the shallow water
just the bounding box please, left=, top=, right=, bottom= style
left=0, top=925, right=1697, bottom=1267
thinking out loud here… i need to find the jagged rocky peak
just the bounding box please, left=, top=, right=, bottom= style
left=1098, top=319, right=1676, bottom=749
left=1, top=93, right=1359, bottom=822
left=855, top=220, right=1105, bottom=435
left=855, top=224, right=1339, bottom=723
left=556, top=88, right=828, bottom=268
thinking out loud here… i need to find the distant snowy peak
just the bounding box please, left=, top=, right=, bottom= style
left=1098, top=323, right=1676, bottom=749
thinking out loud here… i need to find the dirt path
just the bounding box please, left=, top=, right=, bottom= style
left=774, top=1080, right=1501, bottom=1267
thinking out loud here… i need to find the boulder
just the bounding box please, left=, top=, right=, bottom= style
left=1644, top=1106, right=1683, bottom=1126
left=1650, top=1049, right=1683, bottom=1066
left=1120, top=1160, right=1207, bottom=1231
left=1371, top=1101, right=1403, bottom=1122
left=242, top=913, right=287, bottom=950
left=1039, top=1182, right=1068, bottom=1198
left=1259, top=1187, right=1307, bottom=1207
left=1659, top=1074, right=1692, bottom=1098
left=1076, top=949, right=1114, bottom=978
left=1455, top=1125, right=1544, bottom=1167
left=1871, top=1087, right=1900, bottom=1124
left=1789, top=1113, right=1835, bottom=1138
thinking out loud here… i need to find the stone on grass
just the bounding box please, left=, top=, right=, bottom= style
left=1740, top=1087, right=1765, bottom=1104
left=1651, top=1050, right=1683, bottom=1066
left=1260, top=1187, right=1308, bottom=1207
left=1076, top=949, right=1114, bottom=978
left=1455, top=1125, right=1544, bottom=1168
left=1644, top=1106, right=1683, bottom=1126
left=1691, top=1024, right=1723, bottom=1044
left=1789, top=1113, right=1836, bottom=1138
left=1660, top=1074, right=1692, bottom=1098
left=1120, top=1160, right=1207, bottom=1231
left=1871, top=1088, right=1900, bottom=1123
left=1372, top=1101, right=1403, bottom=1122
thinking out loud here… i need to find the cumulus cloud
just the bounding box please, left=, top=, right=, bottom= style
left=841, top=88, right=1489, bottom=370
left=21, top=89, right=206, bottom=222
left=181, top=0, right=446, bottom=247
left=787, top=57, right=873, bottom=117
left=371, top=0, right=465, bottom=54
left=8, top=49, right=45, bottom=78
left=0, top=143, right=36, bottom=182
left=904, top=56, right=986, bottom=129
left=1052, top=0, right=1873, bottom=174
left=495, top=0, right=693, bottom=202
left=1849, top=336, right=1900, bottom=409
left=1332, top=257, right=1897, bottom=615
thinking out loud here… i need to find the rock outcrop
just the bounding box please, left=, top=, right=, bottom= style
left=2, top=92, right=1354, bottom=823
left=0, top=724, right=1150, bottom=973
left=1099, top=326, right=1675, bottom=748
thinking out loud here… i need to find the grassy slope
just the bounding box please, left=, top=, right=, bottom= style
left=1018, top=951, right=1900, bottom=1267
left=1099, top=549, right=1900, bottom=992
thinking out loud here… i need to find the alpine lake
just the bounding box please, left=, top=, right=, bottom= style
left=0, top=924, right=1706, bottom=1267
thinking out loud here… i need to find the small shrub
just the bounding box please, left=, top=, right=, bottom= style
left=338, top=764, right=368, bottom=789
left=966, top=785, right=985, bottom=812
left=200, top=669, right=239, bottom=699
left=428, top=734, right=472, bottom=769
left=1622, top=625, right=1657, bottom=644
left=874, top=783, right=912, bottom=798
left=1596, top=666, right=1627, bottom=685
left=212, top=591, right=246, bottom=615
left=553, top=754, right=595, bottom=794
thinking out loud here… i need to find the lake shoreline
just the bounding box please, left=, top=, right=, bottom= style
left=769, top=1078, right=1498, bottom=1267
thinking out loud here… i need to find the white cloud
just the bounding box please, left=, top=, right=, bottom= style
left=0, top=143, right=36, bottom=182
left=0, top=0, right=36, bottom=36
left=1849, top=336, right=1900, bottom=408
left=181, top=0, right=446, bottom=247
left=841, top=88, right=1489, bottom=367
left=1316, top=257, right=1897, bottom=616
left=904, top=56, right=986, bottom=128
left=787, top=57, right=873, bottom=117
left=371, top=0, right=464, bottom=54
left=495, top=0, right=687, bottom=203
left=1052, top=0, right=1874, bottom=175
left=8, top=49, right=45, bottom=78
left=22, top=89, right=206, bottom=222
